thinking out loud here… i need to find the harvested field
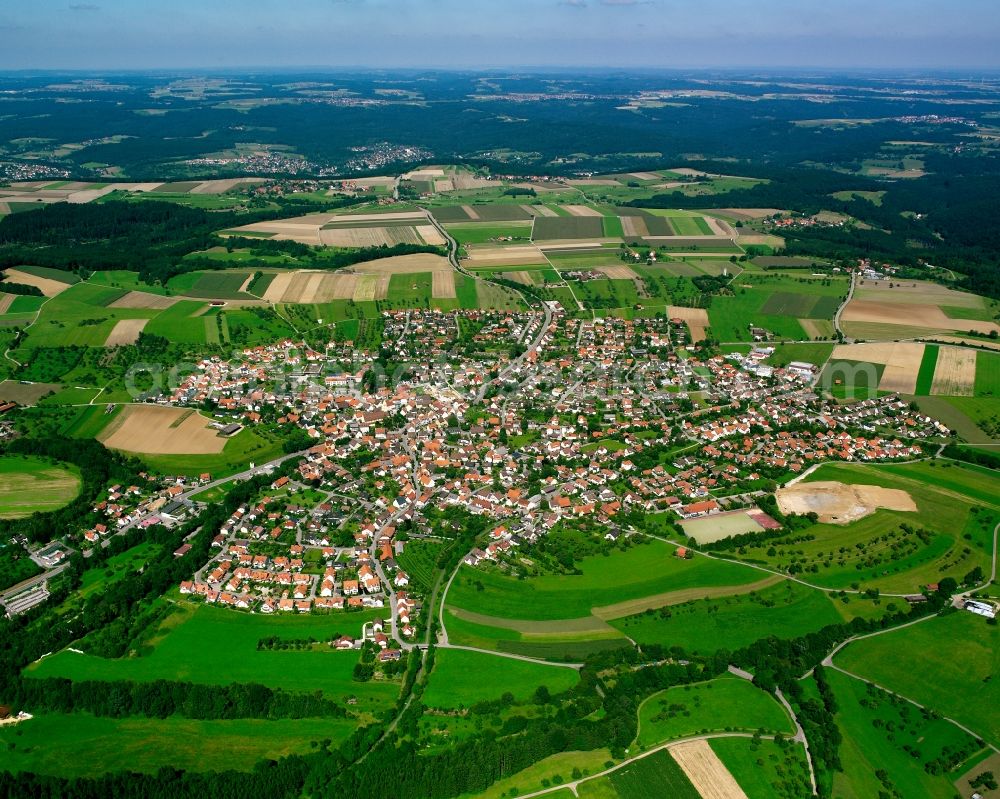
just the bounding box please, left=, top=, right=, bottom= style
left=189, top=178, right=264, bottom=195
left=667, top=305, right=710, bottom=342
left=461, top=205, right=481, bottom=221
left=799, top=319, right=835, bottom=339
left=105, top=319, right=148, bottom=347
left=465, top=246, right=548, bottom=266
left=431, top=270, right=457, bottom=299
left=854, top=280, right=986, bottom=308
left=716, top=208, right=785, bottom=220
left=670, top=740, right=749, bottom=799
left=356, top=253, right=450, bottom=274
left=503, top=271, right=536, bottom=286
left=433, top=179, right=455, bottom=192
left=108, top=291, right=178, bottom=310
left=842, top=299, right=1000, bottom=335
left=830, top=342, right=925, bottom=393
left=405, top=168, right=444, bottom=179
left=565, top=178, right=622, bottom=186
left=1, top=269, right=70, bottom=297
left=99, top=405, right=226, bottom=455
left=628, top=171, right=662, bottom=181
left=0, top=380, right=60, bottom=405
left=776, top=481, right=916, bottom=524
left=530, top=205, right=558, bottom=217
left=563, top=204, right=603, bottom=217
left=621, top=215, right=650, bottom=238
left=0, top=294, right=14, bottom=314
left=595, top=265, right=640, bottom=280
left=318, top=225, right=421, bottom=247
left=352, top=275, right=383, bottom=302
left=416, top=225, right=446, bottom=245
left=931, top=347, right=977, bottom=396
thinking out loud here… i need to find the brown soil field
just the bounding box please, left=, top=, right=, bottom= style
left=0, top=380, right=60, bottom=405
left=934, top=335, right=1000, bottom=352
left=592, top=575, right=782, bottom=621
left=355, top=253, right=451, bottom=274
left=842, top=299, right=1000, bottom=335
left=670, top=740, right=749, bottom=799
left=465, top=246, right=548, bottom=266
left=854, top=280, right=986, bottom=309
left=831, top=342, right=925, bottom=393
left=931, top=346, right=977, bottom=396
left=190, top=178, right=264, bottom=195
left=318, top=226, right=422, bottom=247
left=503, top=271, right=536, bottom=286
left=1, top=269, right=71, bottom=297
left=108, top=291, right=178, bottom=310
left=416, top=225, right=447, bottom=246
left=621, top=216, right=649, bottom=238
left=704, top=216, right=734, bottom=236
left=776, top=481, right=916, bottom=524
left=564, top=205, right=603, bottom=217
left=105, top=319, right=149, bottom=347
left=100, top=405, right=226, bottom=455
left=595, top=265, right=640, bottom=280
left=628, top=171, right=662, bottom=181
left=431, top=269, right=457, bottom=299
left=405, top=168, right=445, bottom=179
left=0, top=294, right=14, bottom=314
left=451, top=174, right=492, bottom=191
left=262, top=272, right=295, bottom=303
left=667, top=305, right=710, bottom=342
left=433, top=179, right=455, bottom=192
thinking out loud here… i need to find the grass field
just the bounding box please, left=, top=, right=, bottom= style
left=915, top=344, right=940, bottom=395
left=446, top=539, right=761, bottom=622
left=582, top=750, right=701, bottom=799
left=0, top=712, right=358, bottom=777
left=707, top=275, right=848, bottom=342
left=27, top=602, right=400, bottom=711
left=610, top=580, right=861, bottom=655
left=709, top=737, right=813, bottom=799
left=635, top=676, right=795, bottom=747
left=975, top=351, right=1000, bottom=396
left=835, top=611, right=999, bottom=747
left=0, top=455, right=81, bottom=518
left=824, top=668, right=984, bottom=799
left=421, top=648, right=579, bottom=709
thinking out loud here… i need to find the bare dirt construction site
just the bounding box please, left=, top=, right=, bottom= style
left=104, top=319, right=149, bottom=346
left=831, top=342, right=925, bottom=393
left=667, top=305, right=710, bottom=342
left=670, top=740, right=749, bottom=799
left=776, top=481, right=917, bottom=524
left=931, top=346, right=977, bottom=396
left=99, top=405, right=227, bottom=455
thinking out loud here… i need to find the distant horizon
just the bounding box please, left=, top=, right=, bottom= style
left=1, top=0, right=998, bottom=71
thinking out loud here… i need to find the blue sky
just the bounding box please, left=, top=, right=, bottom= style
left=1, top=0, right=998, bottom=70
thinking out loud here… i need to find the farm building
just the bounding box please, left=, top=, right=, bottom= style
left=964, top=599, right=997, bottom=619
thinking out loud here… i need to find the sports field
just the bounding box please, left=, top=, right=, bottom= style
left=0, top=455, right=81, bottom=518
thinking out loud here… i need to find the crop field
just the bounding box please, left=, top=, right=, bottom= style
left=1, top=267, right=74, bottom=296
left=669, top=739, right=750, bottom=799
left=610, top=580, right=861, bottom=655
left=707, top=275, right=848, bottom=342
left=99, top=405, right=226, bottom=455
left=135, top=424, right=287, bottom=477
left=0, top=379, right=60, bottom=404
left=167, top=270, right=256, bottom=299
left=444, top=222, right=533, bottom=245
left=0, top=455, right=81, bottom=518
left=0, top=712, right=360, bottom=778
left=532, top=216, right=606, bottom=241
left=828, top=342, right=927, bottom=394
left=835, top=611, right=999, bottom=747
left=27, top=602, right=399, bottom=709
left=577, top=750, right=700, bottom=799
left=975, top=350, right=1000, bottom=396
left=226, top=210, right=431, bottom=246
left=731, top=461, right=1000, bottom=592
left=421, top=648, right=579, bottom=709
left=636, top=676, right=794, bottom=747
left=824, top=668, right=985, bottom=799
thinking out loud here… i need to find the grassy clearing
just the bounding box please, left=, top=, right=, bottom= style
left=27, top=603, right=399, bottom=711
left=0, top=455, right=81, bottom=518
left=422, top=648, right=579, bottom=709
left=709, top=737, right=814, bottom=799
left=835, top=611, right=999, bottom=747
left=636, top=676, right=795, bottom=747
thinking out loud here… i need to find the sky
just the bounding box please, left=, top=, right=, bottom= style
left=1, top=0, right=999, bottom=71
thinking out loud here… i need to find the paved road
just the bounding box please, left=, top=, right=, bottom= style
left=833, top=270, right=856, bottom=343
